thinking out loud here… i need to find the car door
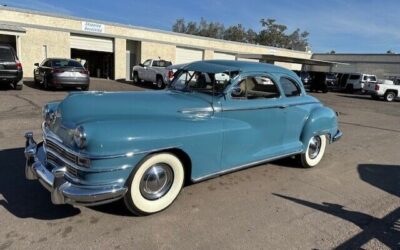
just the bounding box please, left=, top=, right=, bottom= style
left=139, top=59, right=152, bottom=81
left=220, top=73, right=289, bottom=170
left=277, top=75, right=311, bottom=148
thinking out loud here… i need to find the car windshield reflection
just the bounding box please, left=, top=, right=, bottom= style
left=169, top=70, right=239, bottom=95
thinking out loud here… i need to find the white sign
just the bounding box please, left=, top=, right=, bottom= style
left=82, top=21, right=105, bottom=33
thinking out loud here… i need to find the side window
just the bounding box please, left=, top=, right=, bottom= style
left=232, top=76, right=280, bottom=99
left=44, top=60, right=52, bottom=67
left=143, top=60, right=151, bottom=67
left=280, top=77, right=301, bottom=97
left=152, top=60, right=160, bottom=67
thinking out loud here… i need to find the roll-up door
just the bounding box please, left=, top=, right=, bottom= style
left=175, top=47, right=204, bottom=64
left=70, top=34, right=114, bottom=53
left=214, top=52, right=236, bottom=60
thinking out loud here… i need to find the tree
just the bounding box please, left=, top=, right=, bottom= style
left=387, top=50, right=395, bottom=54
left=171, top=18, right=310, bottom=51
left=329, top=50, right=336, bottom=54
left=223, top=24, right=247, bottom=42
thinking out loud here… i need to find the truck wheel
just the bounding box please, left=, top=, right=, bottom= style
left=133, top=72, right=140, bottom=84
left=124, top=153, right=185, bottom=215
left=156, top=77, right=165, bottom=89
left=13, top=83, right=23, bottom=90
left=298, top=135, right=327, bottom=168
left=384, top=91, right=396, bottom=102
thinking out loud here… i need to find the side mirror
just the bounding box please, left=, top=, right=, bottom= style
left=139, top=63, right=144, bottom=67
left=231, top=87, right=243, bottom=97
left=34, top=63, right=39, bottom=67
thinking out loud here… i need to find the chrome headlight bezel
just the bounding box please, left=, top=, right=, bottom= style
left=42, top=105, right=56, bottom=126
left=73, top=126, right=87, bottom=149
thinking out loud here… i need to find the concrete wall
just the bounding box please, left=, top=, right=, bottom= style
left=140, top=41, right=176, bottom=63
left=114, top=38, right=126, bottom=80
left=19, top=28, right=70, bottom=77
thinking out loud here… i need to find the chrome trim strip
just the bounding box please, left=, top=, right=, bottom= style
left=192, top=150, right=302, bottom=182
left=46, top=147, right=134, bottom=173
left=221, top=101, right=319, bottom=112
left=332, top=130, right=343, bottom=142
left=43, top=124, right=179, bottom=160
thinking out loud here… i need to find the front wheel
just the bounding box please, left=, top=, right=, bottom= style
left=124, top=153, right=185, bottom=215
left=156, top=77, right=165, bottom=89
left=298, top=135, right=327, bottom=168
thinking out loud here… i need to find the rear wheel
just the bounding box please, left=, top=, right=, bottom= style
left=133, top=72, right=140, bottom=84
left=124, top=153, right=185, bottom=215
left=346, top=84, right=354, bottom=93
left=371, top=94, right=380, bottom=100
left=384, top=91, right=396, bottom=102
left=156, top=77, right=165, bottom=89
left=299, top=135, right=327, bottom=168
left=13, top=83, right=23, bottom=90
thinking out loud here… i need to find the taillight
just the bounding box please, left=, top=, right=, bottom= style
left=16, top=60, right=22, bottom=70
left=168, top=70, right=174, bottom=80
left=375, top=84, right=379, bottom=91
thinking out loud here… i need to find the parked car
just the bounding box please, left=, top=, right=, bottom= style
left=132, top=59, right=173, bottom=89
left=308, top=72, right=329, bottom=93
left=364, top=79, right=400, bottom=102
left=325, top=73, right=337, bottom=88
left=343, top=73, right=377, bottom=93
left=293, top=70, right=311, bottom=86
left=24, top=60, right=342, bottom=215
left=33, top=58, right=90, bottom=90
left=0, top=44, right=23, bottom=90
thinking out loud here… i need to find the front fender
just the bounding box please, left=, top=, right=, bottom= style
left=300, top=106, right=338, bottom=150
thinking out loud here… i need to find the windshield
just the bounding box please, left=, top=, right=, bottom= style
left=169, top=70, right=239, bottom=95
left=52, top=59, right=83, bottom=68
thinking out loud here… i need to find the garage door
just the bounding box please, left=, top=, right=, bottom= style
left=70, top=34, right=114, bottom=53
left=176, top=47, right=204, bottom=64
left=214, top=52, right=236, bottom=60
left=237, top=58, right=259, bottom=62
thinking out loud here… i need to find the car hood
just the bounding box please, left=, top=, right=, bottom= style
left=57, top=90, right=213, bottom=126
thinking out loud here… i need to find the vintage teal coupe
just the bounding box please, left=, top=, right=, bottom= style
left=24, top=60, right=342, bottom=215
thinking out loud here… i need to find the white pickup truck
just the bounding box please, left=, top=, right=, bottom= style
left=132, top=59, right=173, bottom=89
left=364, top=79, right=400, bottom=102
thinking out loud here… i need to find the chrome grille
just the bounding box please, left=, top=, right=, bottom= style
left=45, top=139, right=77, bottom=163
left=45, top=141, right=79, bottom=178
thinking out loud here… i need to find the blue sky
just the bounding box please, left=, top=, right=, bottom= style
left=1, top=0, right=399, bottom=53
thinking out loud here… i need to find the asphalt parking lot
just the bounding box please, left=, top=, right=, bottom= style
left=0, top=78, right=399, bottom=250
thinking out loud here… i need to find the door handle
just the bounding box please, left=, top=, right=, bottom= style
left=279, top=105, right=288, bottom=109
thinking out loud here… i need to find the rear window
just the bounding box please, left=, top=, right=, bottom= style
left=364, top=75, right=376, bottom=82
left=0, top=47, right=15, bottom=61
left=349, top=74, right=360, bottom=80
left=52, top=59, right=83, bottom=68
left=152, top=60, right=172, bottom=67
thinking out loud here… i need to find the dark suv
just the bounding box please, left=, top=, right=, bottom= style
left=0, top=44, right=23, bottom=90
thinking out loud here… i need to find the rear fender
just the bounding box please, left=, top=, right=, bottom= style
left=300, top=106, right=338, bottom=151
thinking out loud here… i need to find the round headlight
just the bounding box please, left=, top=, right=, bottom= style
left=42, top=105, right=55, bottom=126
left=73, top=126, right=87, bottom=148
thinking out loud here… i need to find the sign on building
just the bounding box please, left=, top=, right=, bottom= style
left=82, top=21, right=105, bottom=33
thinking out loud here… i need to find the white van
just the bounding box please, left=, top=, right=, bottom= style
left=345, top=73, right=377, bottom=92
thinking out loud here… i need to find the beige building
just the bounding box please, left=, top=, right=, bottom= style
left=0, top=6, right=311, bottom=80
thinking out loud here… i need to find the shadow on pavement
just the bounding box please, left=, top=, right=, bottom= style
left=273, top=163, right=400, bottom=249
left=0, top=147, right=80, bottom=220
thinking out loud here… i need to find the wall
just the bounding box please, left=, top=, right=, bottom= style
left=19, top=28, right=70, bottom=77
left=140, top=41, right=176, bottom=63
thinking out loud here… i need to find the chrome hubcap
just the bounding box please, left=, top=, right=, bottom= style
left=308, top=136, right=321, bottom=159
left=140, top=163, right=174, bottom=200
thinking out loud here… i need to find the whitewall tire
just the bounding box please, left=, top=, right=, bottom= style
left=299, top=135, right=327, bottom=168
left=124, top=153, right=184, bottom=215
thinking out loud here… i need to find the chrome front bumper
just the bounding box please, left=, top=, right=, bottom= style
left=332, top=130, right=343, bottom=142
left=24, top=132, right=128, bottom=206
